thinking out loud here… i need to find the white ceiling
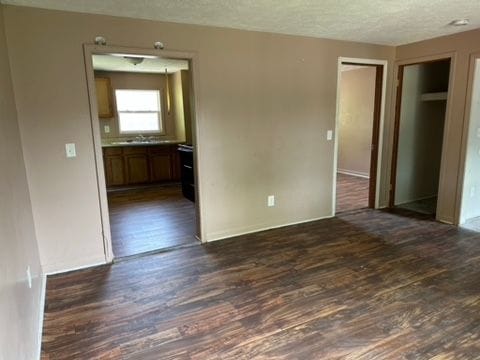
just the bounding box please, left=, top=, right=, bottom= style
left=92, top=54, right=189, bottom=74
left=1, top=0, right=479, bottom=45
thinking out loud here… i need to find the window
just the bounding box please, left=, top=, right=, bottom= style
left=115, top=89, right=163, bottom=134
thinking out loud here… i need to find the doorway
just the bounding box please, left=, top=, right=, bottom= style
left=390, top=58, right=451, bottom=216
left=335, top=60, right=384, bottom=213
left=84, top=45, right=201, bottom=260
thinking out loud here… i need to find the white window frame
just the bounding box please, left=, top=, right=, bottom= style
left=115, top=89, right=164, bottom=134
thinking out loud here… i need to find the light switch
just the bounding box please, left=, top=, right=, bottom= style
left=477, top=128, right=480, bottom=139
left=65, top=143, right=76, bottom=158
left=327, top=130, right=333, bottom=141
left=104, top=125, right=110, bottom=133
left=267, top=195, right=275, bottom=207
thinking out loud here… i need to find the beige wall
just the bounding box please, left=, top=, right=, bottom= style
left=97, top=71, right=186, bottom=141
left=395, top=28, right=480, bottom=223
left=3, top=5, right=395, bottom=273
left=338, top=66, right=375, bottom=177
left=395, top=62, right=448, bottom=205
left=0, top=5, right=43, bottom=359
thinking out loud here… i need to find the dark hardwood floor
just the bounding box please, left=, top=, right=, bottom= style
left=42, top=208, right=480, bottom=359
left=108, top=184, right=198, bottom=258
left=336, top=172, right=369, bottom=213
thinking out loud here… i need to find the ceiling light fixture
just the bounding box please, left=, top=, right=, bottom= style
left=124, top=56, right=144, bottom=65
left=449, top=19, right=470, bottom=26
left=111, top=53, right=157, bottom=59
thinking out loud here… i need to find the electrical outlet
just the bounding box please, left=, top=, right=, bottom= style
left=65, top=143, right=76, bottom=158
left=327, top=130, right=333, bottom=141
left=26, top=266, right=32, bottom=289
left=267, top=195, right=275, bottom=207
left=477, top=128, right=480, bottom=139
left=104, top=125, right=110, bottom=133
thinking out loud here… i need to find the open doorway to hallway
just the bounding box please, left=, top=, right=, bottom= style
left=335, top=62, right=383, bottom=213
left=87, top=50, right=200, bottom=259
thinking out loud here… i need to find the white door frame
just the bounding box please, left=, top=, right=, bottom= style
left=83, top=44, right=204, bottom=262
left=332, top=57, right=388, bottom=215
left=458, top=51, right=480, bottom=224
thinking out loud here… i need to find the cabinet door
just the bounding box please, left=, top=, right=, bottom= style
left=170, top=147, right=181, bottom=181
left=104, top=155, right=125, bottom=186
left=126, top=155, right=150, bottom=184
left=150, top=153, right=172, bottom=182
left=95, top=77, right=113, bottom=118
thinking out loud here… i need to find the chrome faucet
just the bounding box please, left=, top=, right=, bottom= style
left=135, top=134, right=146, bottom=142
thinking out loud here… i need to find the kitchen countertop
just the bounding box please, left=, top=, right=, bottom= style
left=101, top=140, right=185, bottom=148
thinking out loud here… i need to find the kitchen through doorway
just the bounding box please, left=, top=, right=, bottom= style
left=86, top=48, right=200, bottom=259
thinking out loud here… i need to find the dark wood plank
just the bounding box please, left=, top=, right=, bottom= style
left=42, top=208, right=480, bottom=359
left=336, top=173, right=369, bottom=213
left=108, top=184, right=197, bottom=258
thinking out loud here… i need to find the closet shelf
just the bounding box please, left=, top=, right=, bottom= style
left=421, top=92, right=448, bottom=101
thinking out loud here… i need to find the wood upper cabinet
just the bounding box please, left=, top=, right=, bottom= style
left=95, top=77, right=113, bottom=118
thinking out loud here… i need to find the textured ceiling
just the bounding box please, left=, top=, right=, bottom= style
left=92, top=54, right=189, bottom=74
left=1, top=0, right=479, bottom=45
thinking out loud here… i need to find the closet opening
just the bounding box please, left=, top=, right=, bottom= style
left=390, top=58, right=451, bottom=216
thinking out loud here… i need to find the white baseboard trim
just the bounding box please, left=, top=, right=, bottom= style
left=45, top=260, right=107, bottom=276
left=337, top=169, right=370, bottom=179
left=43, top=257, right=107, bottom=276
left=36, top=273, right=46, bottom=360
left=206, top=214, right=333, bottom=242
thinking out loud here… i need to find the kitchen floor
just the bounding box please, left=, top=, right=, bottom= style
left=108, top=183, right=198, bottom=258
left=336, top=172, right=369, bottom=213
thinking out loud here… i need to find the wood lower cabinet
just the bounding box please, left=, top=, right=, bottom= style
left=149, top=146, right=173, bottom=182
left=104, top=155, right=125, bottom=186
left=150, top=154, right=172, bottom=182
left=103, top=145, right=181, bottom=187
left=125, top=155, right=149, bottom=184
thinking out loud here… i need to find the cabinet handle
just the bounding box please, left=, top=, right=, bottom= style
left=183, top=165, right=193, bottom=169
